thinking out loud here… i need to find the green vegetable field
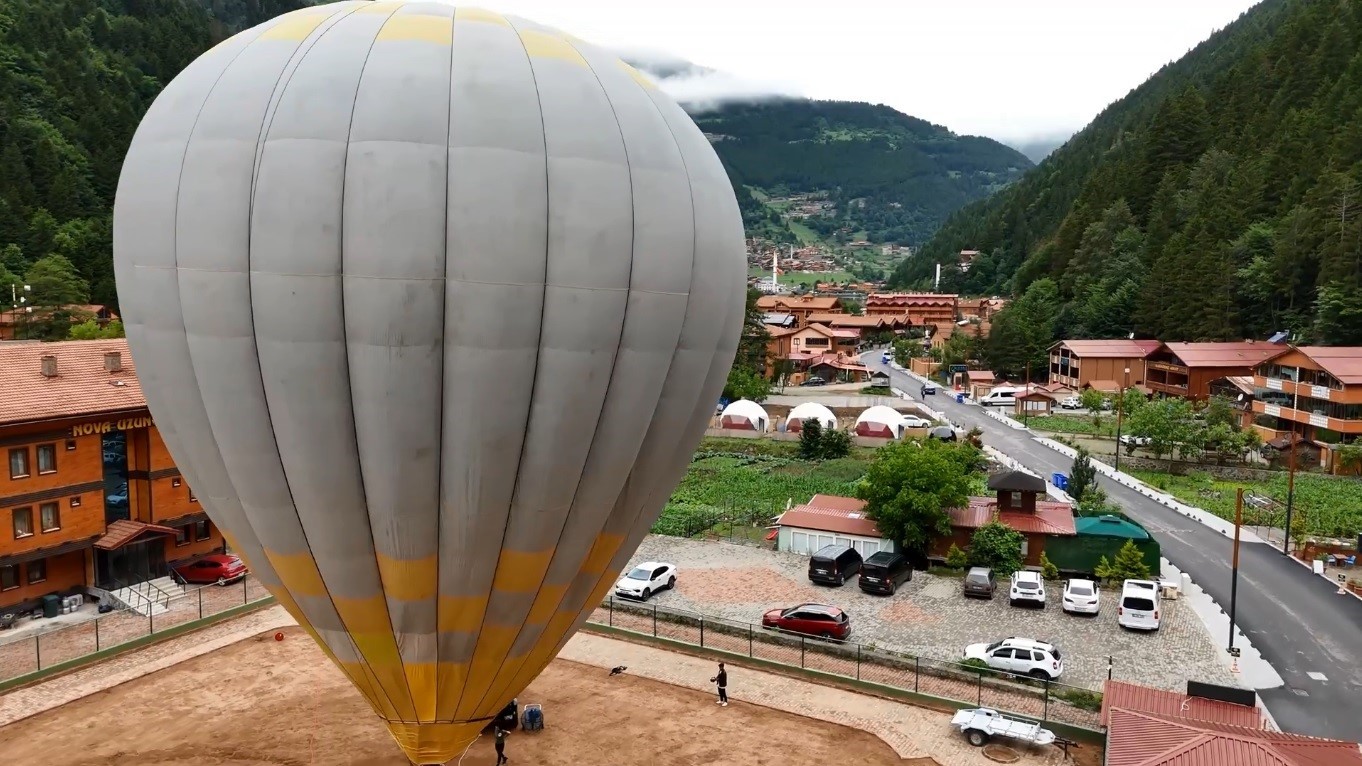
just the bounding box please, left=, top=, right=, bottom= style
left=1130, top=469, right=1362, bottom=538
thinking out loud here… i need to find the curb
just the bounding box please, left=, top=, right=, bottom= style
left=1283, top=552, right=1362, bottom=604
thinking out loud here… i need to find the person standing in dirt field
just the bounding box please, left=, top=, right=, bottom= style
left=709, top=662, right=728, bottom=706
left=494, top=726, right=508, bottom=764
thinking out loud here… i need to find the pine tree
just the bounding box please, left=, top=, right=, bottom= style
left=1094, top=540, right=1152, bottom=584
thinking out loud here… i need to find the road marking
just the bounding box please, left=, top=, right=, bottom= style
left=1307, top=672, right=1329, bottom=682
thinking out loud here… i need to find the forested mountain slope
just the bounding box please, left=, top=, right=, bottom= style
left=893, top=0, right=1362, bottom=356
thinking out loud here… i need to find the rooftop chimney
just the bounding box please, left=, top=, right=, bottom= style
left=40, top=355, right=57, bottom=378
left=104, top=351, right=122, bottom=373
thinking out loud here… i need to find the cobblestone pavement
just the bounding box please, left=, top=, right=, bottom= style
left=562, top=631, right=1073, bottom=766
left=0, top=576, right=271, bottom=684
left=623, top=535, right=1241, bottom=692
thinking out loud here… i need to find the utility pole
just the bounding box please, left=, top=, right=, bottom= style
left=1114, top=367, right=1131, bottom=473
left=1024, top=361, right=1031, bottom=426
left=1282, top=435, right=1298, bottom=555
left=1229, top=488, right=1243, bottom=653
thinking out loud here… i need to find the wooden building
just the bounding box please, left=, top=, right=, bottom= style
left=929, top=470, right=1076, bottom=567
left=1047, top=339, right=1161, bottom=391
left=0, top=340, right=223, bottom=612
left=754, top=295, right=843, bottom=327
left=1144, top=341, right=1284, bottom=400
left=1252, top=346, right=1362, bottom=468
left=864, top=293, right=959, bottom=327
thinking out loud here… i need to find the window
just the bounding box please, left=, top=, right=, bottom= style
left=188, top=487, right=197, bottom=503
left=36, top=444, right=56, bottom=474
left=12, top=507, right=33, bottom=538
left=27, top=558, right=45, bottom=584
left=0, top=565, right=16, bottom=590
left=65, top=439, right=76, bottom=451
left=39, top=502, right=59, bottom=532
left=8, top=448, right=29, bottom=479
left=195, top=520, right=211, bottom=541
left=69, top=496, right=81, bottom=508
left=175, top=526, right=190, bottom=546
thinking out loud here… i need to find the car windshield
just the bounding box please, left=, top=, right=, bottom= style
left=966, top=573, right=989, bottom=584
left=986, top=640, right=1004, bottom=652
left=1069, top=584, right=1093, bottom=596
left=781, top=606, right=801, bottom=617
left=626, top=567, right=651, bottom=580
left=1016, top=581, right=1038, bottom=590
left=1123, top=597, right=1156, bottom=611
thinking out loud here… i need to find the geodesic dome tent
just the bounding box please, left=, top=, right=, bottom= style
left=720, top=399, right=770, bottom=432
left=785, top=402, right=837, bottom=433
left=854, top=405, right=906, bottom=439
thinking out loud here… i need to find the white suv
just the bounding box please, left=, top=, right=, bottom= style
left=964, top=637, right=1065, bottom=681
left=1118, top=579, right=1162, bottom=631
left=1009, top=570, right=1046, bottom=608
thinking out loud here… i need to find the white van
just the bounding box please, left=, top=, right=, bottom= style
left=979, top=387, right=1023, bottom=407
left=1118, top=579, right=1162, bottom=631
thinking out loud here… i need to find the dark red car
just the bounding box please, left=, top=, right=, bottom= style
left=761, top=603, right=851, bottom=641
left=174, top=554, right=248, bottom=585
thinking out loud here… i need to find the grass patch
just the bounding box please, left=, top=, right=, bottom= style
left=1024, top=414, right=1117, bottom=438
left=861, top=386, right=894, bottom=396
left=1129, top=469, right=1362, bottom=537
left=788, top=219, right=822, bottom=244
left=655, top=437, right=876, bottom=537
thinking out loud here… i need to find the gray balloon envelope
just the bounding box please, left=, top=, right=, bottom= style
left=111, top=2, right=745, bottom=763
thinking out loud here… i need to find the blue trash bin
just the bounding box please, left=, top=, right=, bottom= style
left=955, top=393, right=965, bottom=404
left=1052, top=473, right=1069, bottom=491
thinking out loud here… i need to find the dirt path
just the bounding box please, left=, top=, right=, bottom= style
left=0, top=627, right=905, bottom=766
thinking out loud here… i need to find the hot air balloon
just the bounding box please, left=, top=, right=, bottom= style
left=111, top=2, right=745, bottom=763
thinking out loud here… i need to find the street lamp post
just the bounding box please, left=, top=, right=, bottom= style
left=1114, top=367, right=1131, bottom=472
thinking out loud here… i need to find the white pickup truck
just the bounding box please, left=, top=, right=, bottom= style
left=950, top=708, right=1057, bottom=747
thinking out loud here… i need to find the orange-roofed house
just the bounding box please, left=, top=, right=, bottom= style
left=776, top=494, right=896, bottom=558
left=1251, top=346, right=1362, bottom=468
left=865, top=293, right=958, bottom=328
left=0, top=304, right=120, bottom=341
left=1048, top=339, right=1162, bottom=391
left=767, top=324, right=864, bottom=384
left=1101, top=679, right=1362, bottom=766
left=1144, top=341, right=1286, bottom=400
left=928, top=469, right=1076, bottom=567
left=754, top=294, right=844, bottom=327
left=0, top=340, right=225, bottom=613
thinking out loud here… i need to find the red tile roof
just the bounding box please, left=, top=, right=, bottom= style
left=779, top=499, right=882, bottom=538
left=95, top=520, right=180, bottom=550
left=1101, top=681, right=1264, bottom=728
left=756, top=295, right=842, bottom=311
left=867, top=293, right=958, bottom=307
left=0, top=339, right=145, bottom=426
left=946, top=497, right=1077, bottom=536
left=1053, top=339, right=1162, bottom=358
left=966, top=370, right=995, bottom=382
left=1161, top=342, right=1285, bottom=368
left=1106, top=709, right=1362, bottom=766
left=1290, top=346, right=1362, bottom=385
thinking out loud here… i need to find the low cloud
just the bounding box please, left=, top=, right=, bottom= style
left=616, top=48, right=803, bottom=111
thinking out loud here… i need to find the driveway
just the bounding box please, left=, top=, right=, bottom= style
left=865, top=354, right=1362, bottom=740
left=620, top=536, right=1237, bottom=693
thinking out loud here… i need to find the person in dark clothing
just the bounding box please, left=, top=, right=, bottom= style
left=709, top=662, right=728, bottom=706
left=494, top=726, right=508, bottom=764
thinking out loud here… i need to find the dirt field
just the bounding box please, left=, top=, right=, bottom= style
left=0, top=627, right=906, bottom=765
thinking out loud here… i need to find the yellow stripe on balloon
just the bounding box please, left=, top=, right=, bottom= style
left=376, top=553, right=439, bottom=601
left=376, top=13, right=453, bottom=44
left=437, top=594, right=489, bottom=632
left=580, top=532, right=627, bottom=575
left=453, top=624, right=520, bottom=719
left=519, top=29, right=587, bottom=67
left=259, top=7, right=336, bottom=41
left=491, top=549, right=554, bottom=592
left=525, top=582, right=569, bottom=625
left=454, top=6, right=510, bottom=26
left=385, top=720, right=484, bottom=765
left=618, top=61, right=658, bottom=91
left=332, top=595, right=417, bottom=720
left=263, top=549, right=329, bottom=598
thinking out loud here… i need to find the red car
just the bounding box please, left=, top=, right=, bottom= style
left=174, top=554, right=248, bottom=585
left=761, top=603, right=852, bottom=641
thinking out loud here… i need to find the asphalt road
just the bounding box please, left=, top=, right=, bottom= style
left=866, top=356, right=1362, bottom=740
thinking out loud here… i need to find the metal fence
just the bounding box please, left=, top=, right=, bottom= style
left=0, top=577, right=272, bottom=685
left=585, top=596, right=1104, bottom=732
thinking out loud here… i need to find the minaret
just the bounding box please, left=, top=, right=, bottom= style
left=772, top=247, right=779, bottom=292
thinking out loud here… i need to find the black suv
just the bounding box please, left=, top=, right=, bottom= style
left=858, top=551, right=912, bottom=595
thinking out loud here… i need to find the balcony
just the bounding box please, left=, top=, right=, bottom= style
left=1148, top=360, right=1190, bottom=374
left=1252, top=401, right=1362, bottom=434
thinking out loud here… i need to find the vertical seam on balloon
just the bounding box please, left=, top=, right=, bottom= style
left=450, top=13, right=547, bottom=720
left=471, top=36, right=638, bottom=714
left=242, top=3, right=410, bottom=723
left=337, top=5, right=421, bottom=720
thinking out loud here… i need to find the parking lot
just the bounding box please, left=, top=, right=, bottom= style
left=621, top=536, right=1240, bottom=692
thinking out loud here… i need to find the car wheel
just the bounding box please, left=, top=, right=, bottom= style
left=641, top=588, right=651, bottom=601
left=667, top=577, right=676, bottom=590
left=1008, top=599, right=1016, bottom=606
left=966, top=730, right=988, bottom=747
left=1029, top=669, right=1051, bottom=681
left=838, top=575, right=845, bottom=585
left=215, top=577, right=226, bottom=586
left=820, top=631, right=832, bottom=640
left=888, top=582, right=896, bottom=596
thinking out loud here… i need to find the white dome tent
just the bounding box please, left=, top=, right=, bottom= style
left=785, top=402, right=837, bottom=433
left=720, top=399, right=770, bottom=432
left=854, top=405, right=906, bottom=439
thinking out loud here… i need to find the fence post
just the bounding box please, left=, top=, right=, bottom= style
left=34, top=635, right=41, bottom=670
left=243, top=578, right=248, bottom=605
left=1043, top=682, right=1050, bottom=722
left=148, top=609, right=153, bottom=636
left=977, top=672, right=982, bottom=705
left=652, top=605, right=657, bottom=638
left=1107, top=655, right=1114, bottom=680
left=800, top=637, right=805, bottom=669
left=700, top=616, right=705, bottom=647
left=198, top=587, right=204, bottom=620
left=608, top=596, right=613, bottom=627
left=914, top=656, right=920, bottom=693
left=856, top=644, right=861, bottom=681
left=95, top=616, right=101, bottom=652
left=748, top=625, right=753, bottom=657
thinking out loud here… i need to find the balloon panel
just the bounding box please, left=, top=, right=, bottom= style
left=112, top=2, right=745, bottom=763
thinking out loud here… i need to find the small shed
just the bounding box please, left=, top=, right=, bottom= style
left=963, top=370, right=997, bottom=399
left=869, top=370, right=891, bottom=388
left=785, top=401, right=837, bottom=433
left=719, top=399, right=769, bottom=432
left=1014, top=391, right=1053, bottom=417
left=777, top=494, right=896, bottom=559
left=1045, top=514, right=1162, bottom=577
left=854, top=405, right=906, bottom=439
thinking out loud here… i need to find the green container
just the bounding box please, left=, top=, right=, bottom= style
left=1047, top=514, right=1161, bottom=576
left=41, top=594, right=60, bottom=619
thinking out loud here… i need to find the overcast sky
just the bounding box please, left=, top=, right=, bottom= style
left=473, top=0, right=1262, bottom=145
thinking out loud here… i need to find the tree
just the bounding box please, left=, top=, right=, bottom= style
left=1068, top=447, right=1098, bottom=504
left=1079, top=388, right=1107, bottom=426
left=856, top=440, right=980, bottom=556
left=818, top=428, right=853, bottom=460
left=967, top=520, right=1024, bottom=576
left=1093, top=540, right=1152, bottom=584
left=798, top=419, right=823, bottom=460
left=722, top=366, right=771, bottom=403
left=984, top=278, right=1060, bottom=378
left=945, top=543, right=969, bottom=569
left=1125, top=397, right=1196, bottom=466
left=69, top=318, right=124, bottom=340
left=1038, top=551, right=1059, bottom=580
left=21, top=254, right=91, bottom=340
left=1202, top=395, right=1237, bottom=429
left=1116, top=387, right=1145, bottom=421
left=733, top=286, right=771, bottom=377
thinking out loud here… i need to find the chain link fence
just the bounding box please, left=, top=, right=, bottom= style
left=587, top=595, right=1104, bottom=733
left=0, top=577, right=271, bottom=685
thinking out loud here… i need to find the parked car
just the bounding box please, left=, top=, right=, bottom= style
left=901, top=415, right=932, bottom=429
left=921, top=383, right=938, bottom=396
left=881, top=352, right=891, bottom=364
left=1058, top=396, right=1081, bottom=410
left=1118, top=579, right=1162, bottom=631
left=614, top=561, right=677, bottom=601
left=1008, top=570, right=1046, bottom=608
left=1061, top=578, right=1100, bottom=615
left=808, top=545, right=863, bottom=586
left=928, top=425, right=958, bottom=442
left=762, top=603, right=852, bottom=641
left=962, top=567, right=997, bottom=599
left=964, top=637, right=1065, bottom=681
left=174, top=554, right=248, bottom=585
left=858, top=551, right=912, bottom=595
left=800, top=378, right=828, bottom=387
left=1119, top=434, right=1152, bottom=447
